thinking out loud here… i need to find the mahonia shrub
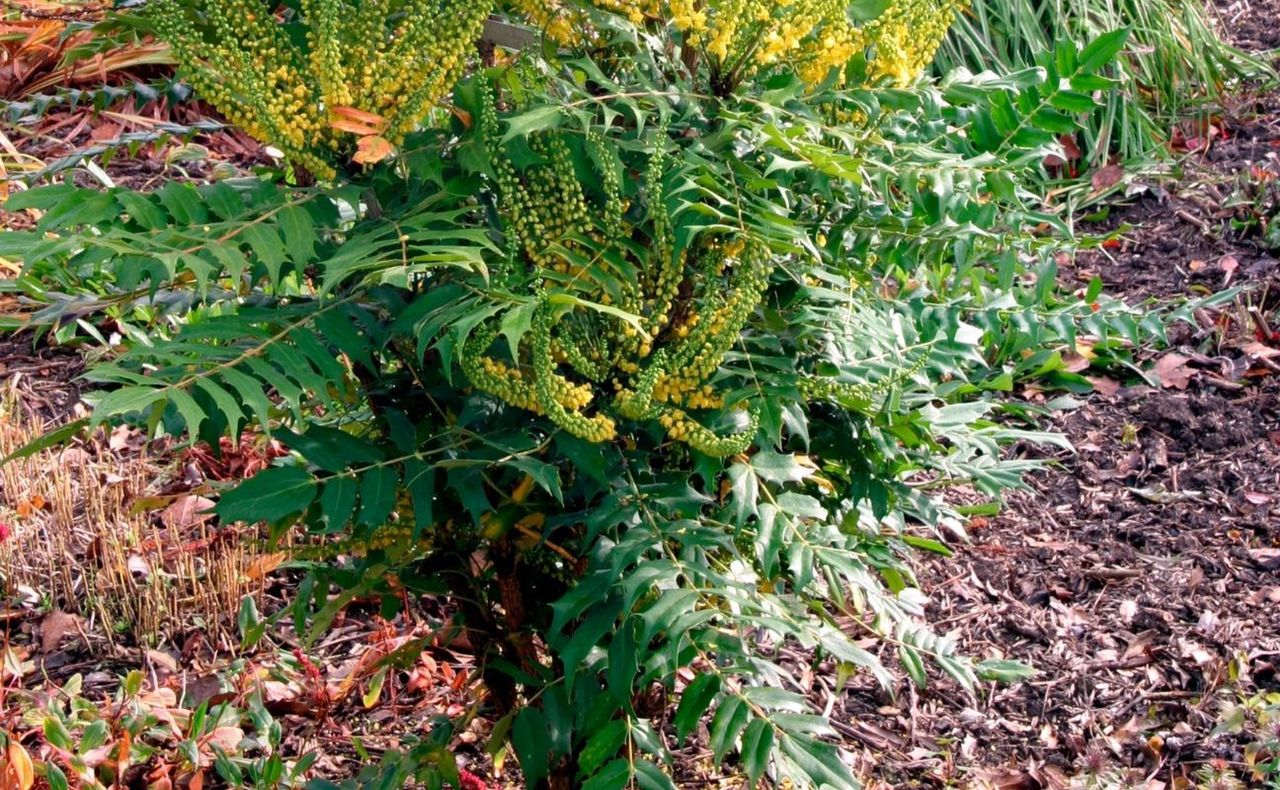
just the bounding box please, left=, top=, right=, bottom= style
left=152, top=0, right=489, bottom=178
left=0, top=4, right=1134, bottom=788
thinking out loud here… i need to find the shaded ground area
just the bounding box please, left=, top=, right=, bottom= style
left=1064, top=97, right=1280, bottom=303
left=0, top=332, right=84, bottom=421
left=1218, top=0, right=1280, bottom=53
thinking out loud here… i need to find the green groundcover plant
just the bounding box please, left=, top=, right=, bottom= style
left=935, top=0, right=1275, bottom=175
left=0, top=2, right=1148, bottom=788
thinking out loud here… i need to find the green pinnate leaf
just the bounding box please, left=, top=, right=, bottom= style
left=215, top=466, right=318, bottom=523
left=578, top=719, right=627, bottom=778
left=674, top=673, right=721, bottom=743
left=740, top=718, right=774, bottom=788
left=1078, top=28, right=1130, bottom=74
left=512, top=707, right=550, bottom=787
left=357, top=466, right=399, bottom=528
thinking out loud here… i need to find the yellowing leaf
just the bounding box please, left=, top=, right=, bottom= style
left=245, top=552, right=287, bottom=581
left=353, top=135, right=395, bottom=165
left=329, top=106, right=389, bottom=136
left=2, top=741, right=35, bottom=790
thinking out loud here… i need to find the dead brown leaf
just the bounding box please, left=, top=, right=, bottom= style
left=146, top=649, right=179, bottom=674
left=244, top=552, right=286, bottom=581
left=39, top=609, right=81, bottom=652
left=89, top=122, right=121, bottom=142
left=1062, top=354, right=1090, bottom=373
left=159, top=495, right=215, bottom=531
left=1241, top=340, right=1280, bottom=360
left=1154, top=353, right=1194, bottom=389
left=1087, top=376, right=1121, bottom=397
left=205, top=726, right=244, bottom=753
left=1249, top=548, right=1280, bottom=571
left=1091, top=163, right=1124, bottom=192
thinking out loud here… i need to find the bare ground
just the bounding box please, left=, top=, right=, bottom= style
left=841, top=9, right=1280, bottom=785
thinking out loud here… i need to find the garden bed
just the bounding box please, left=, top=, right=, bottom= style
left=2, top=2, right=1279, bottom=788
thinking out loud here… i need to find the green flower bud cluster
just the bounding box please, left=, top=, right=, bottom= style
left=153, top=0, right=488, bottom=179
left=797, top=351, right=929, bottom=404
left=659, top=406, right=760, bottom=457
left=458, top=82, right=777, bottom=456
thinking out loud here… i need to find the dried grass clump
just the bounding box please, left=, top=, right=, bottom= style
left=0, top=383, right=264, bottom=648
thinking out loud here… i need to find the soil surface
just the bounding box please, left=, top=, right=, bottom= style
left=850, top=380, right=1280, bottom=787
left=0, top=332, right=84, bottom=422
left=845, top=9, right=1280, bottom=785
left=1218, top=0, right=1280, bottom=53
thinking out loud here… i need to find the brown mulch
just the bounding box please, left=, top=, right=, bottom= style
left=1217, top=0, right=1280, bottom=53
left=1061, top=88, right=1280, bottom=303
left=852, top=380, right=1280, bottom=787
left=0, top=331, right=84, bottom=423
left=845, top=9, right=1280, bottom=786
left=1060, top=0, right=1280, bottom=305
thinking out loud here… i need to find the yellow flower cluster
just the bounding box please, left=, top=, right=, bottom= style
left=508, top=0, right=962, bottom=88
left=154, top=0, right=488, bottom=178
left=860, top=0, right=964, bottom=85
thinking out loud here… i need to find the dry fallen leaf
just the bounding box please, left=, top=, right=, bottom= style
left=1241, top=340, right=1280, bottom=360
left=1062, top=354, right=1090, bottom=373
left=109, top=424, right=137, bottom=451
left=90, top=122, right=122, bottom=142
left=1154, top=353, right=1194, bottom=389
left=146, top=649, right=179, bottom=674
left=245, top=552, right=287, bottom=581
left=1091, top=162, right=1124, bottom=192
left=1249, top=548, right=1280, bottom=571
left=58, top=447, right=90, bottom=465
left=81, top=743, right=116, bottom=768
left=39, top=609, right=82, bottom=652
left=1061, top=339, right=1096, bottom=373
left=160, top=495, right=216, bottom=531
left=205, top=726, right=245, bottom=754
left=14, top=494, right=45, bottom=518
left=1087, top=376, right=1121, bottom=397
